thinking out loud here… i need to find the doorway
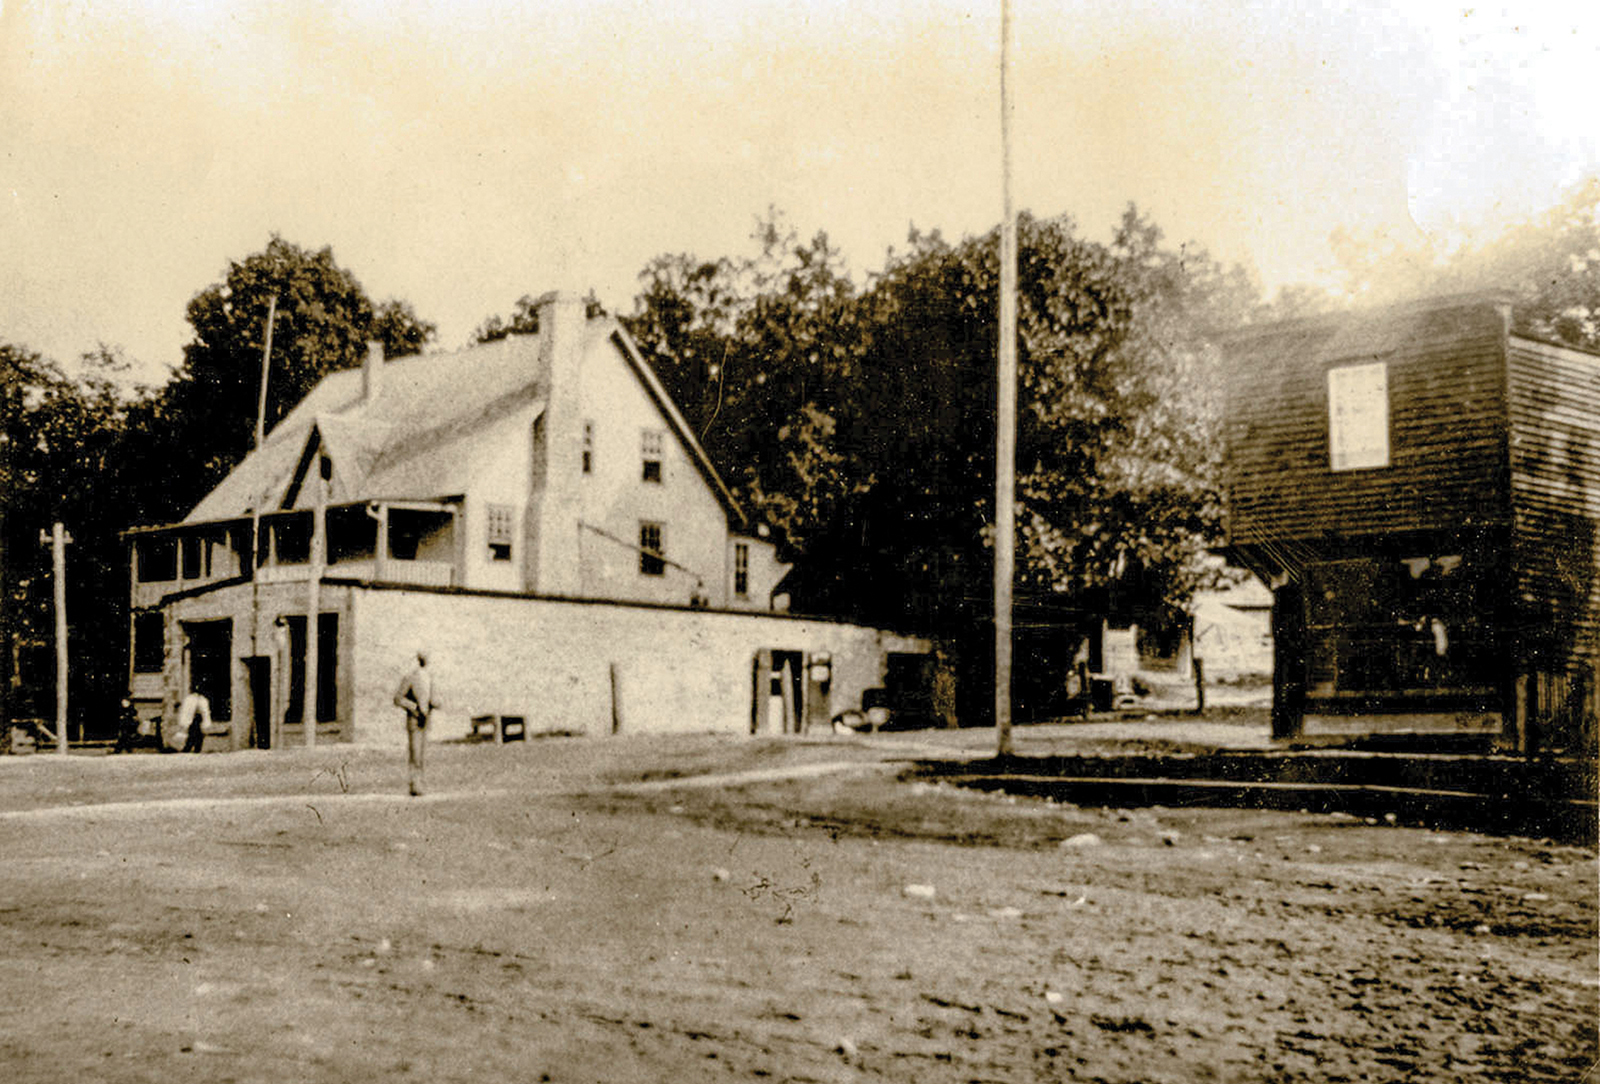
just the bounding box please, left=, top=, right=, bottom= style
left=243, top=656, right=273, bottom=749
left=183, top=620, right=232, bottom=721
left=752, top=650, right=804, bottom=734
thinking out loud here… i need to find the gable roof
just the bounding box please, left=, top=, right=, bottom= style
left=608, top=325, right=747, bottom=530
left=186, top=311, right=748, bottom=528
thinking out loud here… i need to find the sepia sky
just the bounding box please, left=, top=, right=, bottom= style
left=0, top=0, right=1594, bottom=384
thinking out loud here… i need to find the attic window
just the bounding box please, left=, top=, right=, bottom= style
left=1328, top=361, right=1389, bottom=471
left=639, top=521, right=665, bottom=576
left=734, top=541, right=749, bottom=597
left=486, top=504, right=515, bottom=562
left=582, top=420, right=594, bottom=474
left=641, top=429, right=663, bottom=484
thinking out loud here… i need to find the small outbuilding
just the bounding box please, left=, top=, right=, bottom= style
left=1220, top=294, right=1598, bottom=754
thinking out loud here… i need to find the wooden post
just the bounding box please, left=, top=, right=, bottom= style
left=248, top=296, right=276, bottom=659
left=302, top=461, right=326, bottom=748
left=0, top=501, right=9, bottom=738
left=49, top=522, right=69, bottom=754
left=610, top=662, right=622, bottom=735
left=255, top=295, right=276, bottom=450
left=1192, top=657, right=1206, bottom=715
left=993, top=0, right=1018, bottom=759
left=374, top=503, right=389, bottom=582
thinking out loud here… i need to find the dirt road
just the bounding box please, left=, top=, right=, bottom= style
left=1, top=733, right=1594, bottom=1082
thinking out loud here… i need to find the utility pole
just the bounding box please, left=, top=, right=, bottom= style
left=0, top=490, right=8, bottom=738
left=302, top=455, right=327, bottom=748
left=255, top=294, right=277, bottom=451
left=249, top=295, right=276, bottom=660
left=994, top=0, right=1018, bottom=758
left=42, top=522, right=70, bottom=755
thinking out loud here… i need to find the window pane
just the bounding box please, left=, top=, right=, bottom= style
left=1328, top=362, right=1389, bottom=470
left=133, top=612, right=164, bottom=672
left=137, top=538, right=177, bottom=582
left=641, top=429, right=663, bottom=483
left=486, top=504, right=515, bottom=560
left=640, top=522, right=664, bottom=576
left=181, top=536, right=204, bottom=579
left=283, top=614, right=339, bottom=723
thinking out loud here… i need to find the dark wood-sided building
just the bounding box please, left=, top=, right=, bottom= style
left=1220, top=294, right=1599, bottom=754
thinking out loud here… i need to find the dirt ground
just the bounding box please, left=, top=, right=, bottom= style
left=0, top=728, right=1595, bottom=1083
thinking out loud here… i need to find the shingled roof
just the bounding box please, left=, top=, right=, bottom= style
left=186, top=314, right=746, bottom=527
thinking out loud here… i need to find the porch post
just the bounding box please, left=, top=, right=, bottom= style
left=374, top=504, right=389, bottom=582
left=451, top=503, right=466, bottom=587
left=302, top=462, right=327, bottom=748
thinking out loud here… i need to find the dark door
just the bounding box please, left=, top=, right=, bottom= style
left=243, top=656, right=272, bottom=749
left=1271, top=583, right=1305, bottom=740
left=184, top=620, right=232, bottom=720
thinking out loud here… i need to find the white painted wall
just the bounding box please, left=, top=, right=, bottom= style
left=349, top=586, right=929, bottom=745
left=569, top=329, right=732, bottom=607
left=460, top=404, right=538, bottom=593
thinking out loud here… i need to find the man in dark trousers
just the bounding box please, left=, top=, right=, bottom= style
left=393, top=651, right=437, bottom=796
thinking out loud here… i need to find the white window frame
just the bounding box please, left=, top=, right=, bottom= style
left=486, top=503, right=515, bottom=562
left=639, top=521, right=665, bottom=576
left=641, top=429, right=664, bottom=484
left=733, top=541, right=749, bottom=597
left=1328, top=361, right=1390, bottom=471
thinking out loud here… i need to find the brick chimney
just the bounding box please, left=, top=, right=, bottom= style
left=361, top=340, right=384, bottom=404
left=524, top=292, right=589, bottom=596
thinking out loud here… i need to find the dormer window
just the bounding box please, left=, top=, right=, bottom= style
left=1328, top=361, right=1389, bottom=471
left=641, top=429, right=663, bottom=483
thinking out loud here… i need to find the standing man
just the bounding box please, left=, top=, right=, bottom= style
left=171, top=690, right=212, bottom=753
left=393, top=650, right=437, bottom=797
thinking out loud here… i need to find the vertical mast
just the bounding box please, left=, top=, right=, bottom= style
left=994, top=0, right=1018, bottom=757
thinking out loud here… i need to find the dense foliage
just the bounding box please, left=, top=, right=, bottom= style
left=144, top=236, right=435, bottom=523
left=4, top=180, right=1596, bottom=732
left=611, top=208, right=1258, bottom=717
left=0, top=238, right=434, bottom=733
left=1329, top=177, right=1600, bottom=351
left=0, top=345, right=147, bottom=726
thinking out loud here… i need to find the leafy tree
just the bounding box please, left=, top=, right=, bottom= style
left=473, top=291, right=609, bottom=347
left=141, top=236, right=435, bottom=522
left=472, top=294, right=543, bottom=344
left=623, top=254, right=744, bottom=438
left=624, top=207, right=1257, bottom=719
left=1329, top=175, right=1600, bottom=350
left=0, top=344, right=143, bottom=733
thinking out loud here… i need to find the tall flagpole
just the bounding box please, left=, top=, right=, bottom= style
left=249, top=296, right=276, bottom=749
left=994, top=0, right=1018, bottom=758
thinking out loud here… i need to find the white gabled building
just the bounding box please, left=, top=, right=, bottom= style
left=127, top=292, right=929, bottom=748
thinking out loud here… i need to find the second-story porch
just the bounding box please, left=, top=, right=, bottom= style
left=129, top=499, right=462, bottom=606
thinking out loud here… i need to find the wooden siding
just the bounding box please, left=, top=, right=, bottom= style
left=1223, top=301, right=1511, bottom=552
left=1506, top=337, right=1600, bottom=728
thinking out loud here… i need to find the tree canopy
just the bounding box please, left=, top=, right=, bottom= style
left=1328, top=176, right=1600, bottom=351
left=8, top=182, right=1594, bottom=732
left=1, top=237, right=439, bottom=733
left=621, top=207, right=1258, bottom=716
left=138, top=236, right=436, bottom=522
left=0, top=344, right=145, bottom=727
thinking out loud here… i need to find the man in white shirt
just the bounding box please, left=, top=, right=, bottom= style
left=393, top=651, right=437, bottom=796
left=174, top=691, right=212, bottom=753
